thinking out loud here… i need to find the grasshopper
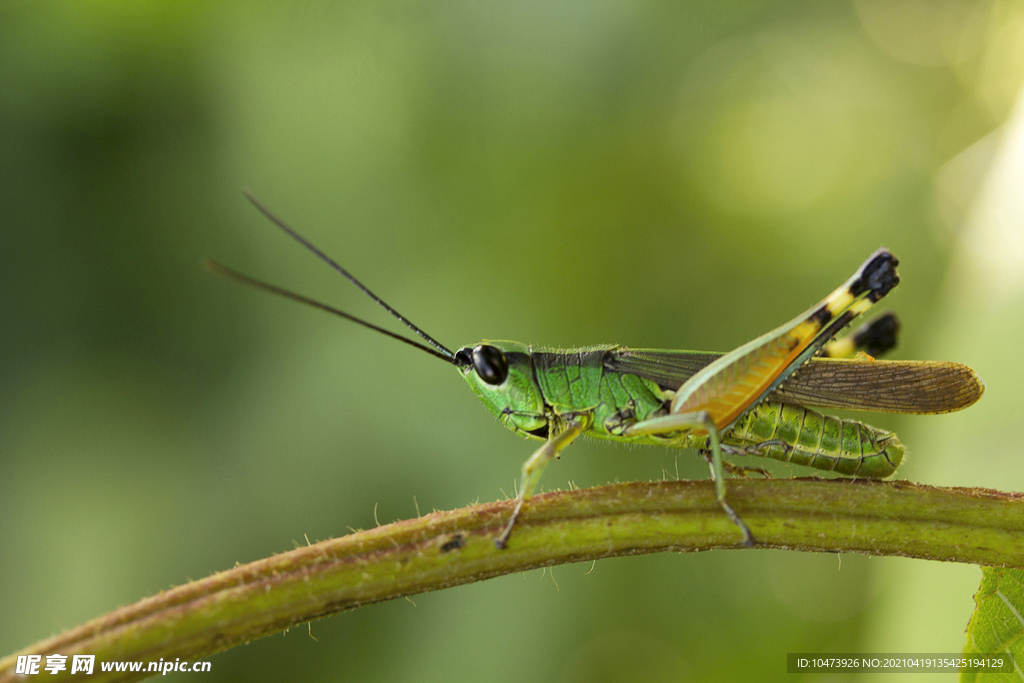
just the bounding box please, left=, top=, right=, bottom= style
left=208, top=194, right=984, bottom=549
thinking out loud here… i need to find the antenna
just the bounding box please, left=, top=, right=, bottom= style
left=205, top=260, right=457, bottom=363
left=242, top=191, right=456, bottom=361
left=206, top=193, right=461, bottom=365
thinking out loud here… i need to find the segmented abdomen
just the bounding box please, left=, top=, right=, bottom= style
left=725, top=402, right=904, bottom=478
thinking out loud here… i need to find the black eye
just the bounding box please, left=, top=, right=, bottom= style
left=472, top=345, right=509, bottom=385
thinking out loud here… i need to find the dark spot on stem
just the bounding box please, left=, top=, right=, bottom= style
left=440, top=533, right=466, bottom=552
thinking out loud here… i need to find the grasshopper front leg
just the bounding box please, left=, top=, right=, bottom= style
left=495, top=418, right=584, bottom=549
left=626, top=412, right=755, bottom=546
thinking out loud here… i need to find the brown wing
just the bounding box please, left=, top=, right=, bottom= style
left=605, top=348, right=984, bottom=415
left=771, top=358, right=985, bottom=414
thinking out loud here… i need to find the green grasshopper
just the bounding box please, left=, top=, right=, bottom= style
left=208, top=193, right=985, bottom=549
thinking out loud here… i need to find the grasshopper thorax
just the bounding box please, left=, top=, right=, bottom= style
left=455, top=341, right=549, bottom=439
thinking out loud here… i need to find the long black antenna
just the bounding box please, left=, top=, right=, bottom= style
left=205, top=260, right=456, bottom=364
left=241, top=190, right=457, bottom=361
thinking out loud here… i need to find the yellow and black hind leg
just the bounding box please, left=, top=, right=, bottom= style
left=822, top=312, right=900, bottom=359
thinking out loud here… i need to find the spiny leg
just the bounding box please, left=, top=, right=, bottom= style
left=495, top=419, right=583, bottom=550
left=705, top=449, right=772, bottom=479
left=722, top=438, right=793, bottom=467
left=709, top=440, right=797, bottom=479
left=627, top=411, right=755, bottom=546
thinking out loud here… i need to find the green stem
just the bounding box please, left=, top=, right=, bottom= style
left=3, top=478, right=1023, bottom=682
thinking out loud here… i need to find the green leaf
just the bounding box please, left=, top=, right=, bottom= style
left=962, top=567, right=1024, bottom=682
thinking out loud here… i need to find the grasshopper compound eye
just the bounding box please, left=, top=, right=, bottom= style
left=472, top=345, right=509, bottom=385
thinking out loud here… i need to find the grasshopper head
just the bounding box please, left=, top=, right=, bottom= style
left=454, top=341, right=550, bottom=439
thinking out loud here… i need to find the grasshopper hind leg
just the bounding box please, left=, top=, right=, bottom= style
left=701, top=452, right=755, bottom=546
left=627, top=412, right=756, bottom=546
left=705, top=449, right=773, bottom=479
left=702, top=425, right=756, bottom=547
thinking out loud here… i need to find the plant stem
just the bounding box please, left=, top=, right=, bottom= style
left=3, top=478, right=1023, bottom=682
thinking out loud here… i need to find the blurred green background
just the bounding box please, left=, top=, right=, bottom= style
left=3, top=1, right=1024, bottom=681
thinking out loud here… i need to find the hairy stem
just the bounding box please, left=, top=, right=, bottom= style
left=3, top=478, right=1023, bottom=682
